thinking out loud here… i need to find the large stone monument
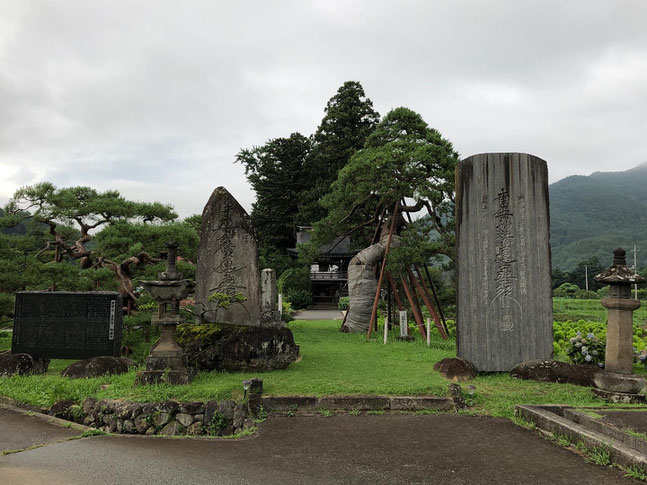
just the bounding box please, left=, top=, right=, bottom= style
left=195, top=187, right=262, bottom=326
left=456, top=153, right=553, bottom=371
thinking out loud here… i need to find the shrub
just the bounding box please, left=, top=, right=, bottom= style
left=0, top=292, right=15, bottom=323
left=565, top=331, right=605, bottom=367
left=282, top=301, right=294, bottom=323
left=574, top=289, right=600, bottom=299
left=338, top=296, right=349, bottom=311
left=278, top=267, right=311, bottom=294
left=279, top=267, right=312, bottom=310
left=553, top=283, right=579, bottom=298
left=285, top=289, right=312, bottom=310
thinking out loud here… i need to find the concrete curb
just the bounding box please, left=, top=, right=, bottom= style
left=262, top=395, right=454, bottom=412
left=0, top=400, right=92, bottom=433
left=516, top=404, right=647, bottom=470
left=0, top=395, right=47, bottom=414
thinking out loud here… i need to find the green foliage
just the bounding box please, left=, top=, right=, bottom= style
left=80, top=428, right=108, bottom=438
left=551, top=431, right=572, bottom=447
left=278, top=267, right=312, bottom=309
left=565, top=331, right=605, bottom=366
left=284, top=289, right=313, bottom=310
left=208, top=410, right=228, bottom=435
left=337, top=296, right=349, bottom=311
left=297, top=81, right=380, bottom=225
left=550, top=164, right=647, bottom=271
left=586, top=446, right=612, bottom=466
left=0, top=182, right=179, bottom=304
left=0, top=293, right=15, bottom=323
left=207, top=292, right=247, bottom=309
left=0, top=331, right=11, bottom=350
left=278, top=267, right=310, bottom=293
left=237, top=133, right=312, bottom=254
left=281, top=301, right=294, bottom=323
left=553, top=283, right=580, bottom=298
left=624, top=465, right=647, bottom=481
left=388, top=217, right=450, bottom=271
left=310, top=106, right=459, bottom=266
left=95, top=218, right=199, bottom=262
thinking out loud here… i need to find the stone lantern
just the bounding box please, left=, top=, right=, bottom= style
left=592, top=248, right=646, bottom=402
left=136, top=242, right=195, bottom=385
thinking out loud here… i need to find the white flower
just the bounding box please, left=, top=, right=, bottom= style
left=585, top=354, right=593, bottom=362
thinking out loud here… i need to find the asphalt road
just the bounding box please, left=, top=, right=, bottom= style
left=0, top=408, right=635, bottom=484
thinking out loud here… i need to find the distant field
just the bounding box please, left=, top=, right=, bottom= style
left=553, top=297, right=647, bottom=324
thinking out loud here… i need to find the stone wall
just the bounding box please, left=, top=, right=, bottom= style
left=53, top=398, right=255, bottom=437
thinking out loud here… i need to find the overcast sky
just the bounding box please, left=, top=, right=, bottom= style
left=1, top=1, right=646, bottom=218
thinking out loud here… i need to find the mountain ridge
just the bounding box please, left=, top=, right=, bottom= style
left=549, top=163, right=647, bottom=270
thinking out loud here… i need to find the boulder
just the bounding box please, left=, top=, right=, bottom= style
left=177, top=323, right=299, bottom=372
left=49, top=399, right=78, bottom=419
left=510, top=359, right=602, bottom=387
left=433, top=357, right=477, bottom=381
left=61, top=356, right=137, bottom=379
left=0, top=353, right=49, bottom=377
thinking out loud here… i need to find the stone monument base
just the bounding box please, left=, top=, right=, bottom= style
left=593, top=372, right=646, bottom=394
left=177, top=323, right=299, bottom=372
left=135, top=368, right=193, bottom=386
left=592, top=388, right=646, bottom=404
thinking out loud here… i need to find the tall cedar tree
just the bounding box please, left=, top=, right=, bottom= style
left=297, top=81, right=380, bottom=225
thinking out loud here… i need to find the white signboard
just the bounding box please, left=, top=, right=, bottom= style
left=399, top=311, right=408, bottom=337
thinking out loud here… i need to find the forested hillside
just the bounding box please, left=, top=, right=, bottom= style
left=550, top=162, right=647, bottom=270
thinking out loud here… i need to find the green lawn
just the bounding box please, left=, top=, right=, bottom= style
left=0, top=319, right=618, bottom=418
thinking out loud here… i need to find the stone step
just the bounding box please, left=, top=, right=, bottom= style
left=516, top=404, right=647, bottom=470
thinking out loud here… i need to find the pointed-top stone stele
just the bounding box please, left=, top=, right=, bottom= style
left=195, top=187, right=261, bottom=326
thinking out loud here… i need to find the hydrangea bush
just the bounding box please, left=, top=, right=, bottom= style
left=565, top=331, right=605, bottom=367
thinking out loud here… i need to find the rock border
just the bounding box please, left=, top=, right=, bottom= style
left=0, top=394, right=456, bottom=437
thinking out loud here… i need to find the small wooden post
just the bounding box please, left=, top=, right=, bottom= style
left=384, top=316, right=388, bottom=344
left=426, top=318, right=431, bottom=346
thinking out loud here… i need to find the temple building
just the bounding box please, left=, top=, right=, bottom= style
left=288, top=226, right=359, bottom=307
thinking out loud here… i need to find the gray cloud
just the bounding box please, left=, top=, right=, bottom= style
left=1, top=0, right=646, bottom=216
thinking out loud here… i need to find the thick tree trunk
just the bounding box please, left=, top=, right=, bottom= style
left=344, top=234, right=400, bottom=333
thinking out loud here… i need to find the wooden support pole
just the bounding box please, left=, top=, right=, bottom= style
left=399, top=197, right=448, bottom=333
left=367, top=202, right=401, bottom=339
left=408, top=271, right=425, bottom=331
left=386, top=271, right=404, bottom=311
left=420, top=264, right=448, bottom=333
left=400, top=273, right=427, bottom=340
left=408, top=266, right=447, bottom=340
